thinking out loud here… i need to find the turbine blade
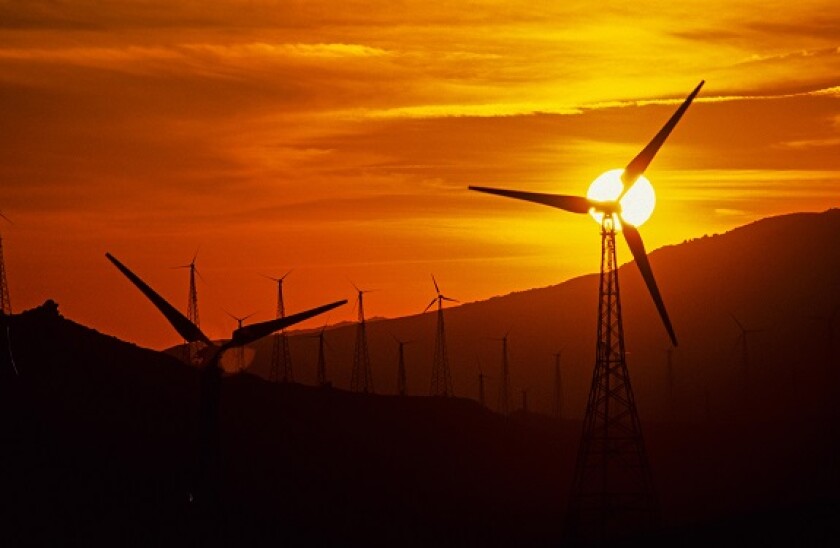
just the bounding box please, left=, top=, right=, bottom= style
left=432, top=274, right=440, bottom=295
left=468, top=186, right=593, bottom=214
left=423, top=298, right=437, bottom=313
left=620, top=224, right=678, bottom=346
left=441, top=296, right=459, bottom=303
left=621, top=81, right=704, bottom=191
left=231, top=299, right=347, bottom=347
left=105, top=253, right=212, bottom=345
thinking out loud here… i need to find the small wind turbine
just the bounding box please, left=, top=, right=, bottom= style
left=392, top=335, right=414, bottom=396
left=729, top=312, right=764, bottom=385
left=470, top=81, right=704, bottom=542
left=477, top=356, right=489, bottom=408
left=224, top=310, right=257, bottom=373
left=424, top=275, right=458, bottom=397
left=350, top=282, right=376, bottom=393
left=489, top=331, right=512, bottom=416
left=264, top=271, right=294, bottom=383
left=309, top=321, right=333, bottom=388
left=172, top=249, right=203, bottom=365
left=105, top=253, right=345, bottom=513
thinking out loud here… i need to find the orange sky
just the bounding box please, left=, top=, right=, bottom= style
left=1, top=1, right=838, bottom=349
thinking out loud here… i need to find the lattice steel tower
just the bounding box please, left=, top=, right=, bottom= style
left=316, top=326, right=329, bottom=387
left=267, top=272, right=293, bottom=383
left=425, top=275, right=456, bottom=397
left=565, top=217, right=658, bottom=543
left=496, top=335, right=511, bottom=416
left=174, top=252, right=202, bottom=364
left=0, top=232, right=11, bottom=315
left=351, top=288, right=374, bottom=393
left=470, top=81, right=701, bottom=544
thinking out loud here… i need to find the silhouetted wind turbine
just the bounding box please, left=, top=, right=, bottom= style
left=105, top=252, right=346, bottom=515
left=729, top=312, right=763, bottom=385
left=489, top=331, right=512, bottom=416
left=470, top=81, right=703, bottom=542
left=224, top=310, right=257, bottom=373
left=392, top=335, right=414, bottom=396
left=350, top=283, right=376, bottom=393
left=172, top=249, right=203, bottom=364
left=424, top=275, right=458, bottom=397
left=264, top=271, right=294, bottom=383
left=309, top=321, right=333, bottom=388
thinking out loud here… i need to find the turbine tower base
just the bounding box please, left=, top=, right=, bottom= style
left=564, top=217, right=658, bottom=544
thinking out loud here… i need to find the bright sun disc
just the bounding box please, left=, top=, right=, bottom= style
left=586, top=169, right=655, bottom=228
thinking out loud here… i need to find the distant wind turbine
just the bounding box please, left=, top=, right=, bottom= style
left=424, top=275, right=458, bottom=397
left=264, top=271, right=294, bottom=383
left=171, top=249, right=203, bottom=365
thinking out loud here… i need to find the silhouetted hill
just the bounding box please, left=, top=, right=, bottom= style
left=1, top=302, right=577, bottom=546
left=238, top=209, right=840, bottom=427
left=4, top=209, right=840, bottom=545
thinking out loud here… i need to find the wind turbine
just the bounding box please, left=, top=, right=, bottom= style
left=172, top=250, right=203, bottom=365
left=105, top=252, right=346, bottom=514
left=424, top=275, right=458, bottom=397
left=224, top=310, right=257, bottom=373
left=350, top=283, right=375, bottom=393
left=470, top=81, right=703, bottom=542
left=729, top=312, right=763, bottom=385
left=477, top=356, right=488, bottom=408
left=309, top=321, right=333, bottom=388
left=392, top=335, right=414, bottom=396
left=264, top=271, right=293, bottom=383
left=489, top=331, right=512, bottom=416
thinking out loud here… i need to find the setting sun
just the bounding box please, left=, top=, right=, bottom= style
left=586, top=169, right=656, bottom=228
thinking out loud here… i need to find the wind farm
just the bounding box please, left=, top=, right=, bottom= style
left=2, top=1, right=840, bottom=546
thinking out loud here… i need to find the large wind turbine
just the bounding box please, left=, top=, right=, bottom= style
left=424, top=275, right=458, bottom=397
left=105, top=253, right=346, bottom=515
left=470, top=81, right=703, bottom=543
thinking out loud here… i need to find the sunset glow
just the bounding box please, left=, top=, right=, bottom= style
left=0, top=1, right=838, bottom=349
left=586, top=170, right=656, bottom=228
